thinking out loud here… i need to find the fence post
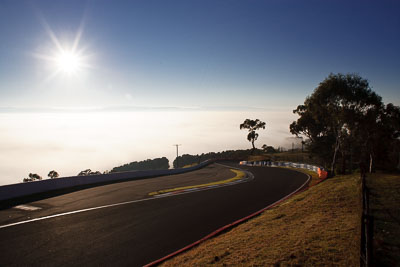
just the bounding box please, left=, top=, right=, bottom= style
left=360, top=173, right=373, bottom=267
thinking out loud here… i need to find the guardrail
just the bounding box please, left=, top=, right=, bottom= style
left=239, top=161, right=328, bottom=178
left=0, top=160, right=213, bottom=202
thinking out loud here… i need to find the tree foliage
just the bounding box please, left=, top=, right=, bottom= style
left=111, top=157, right=169, bottom=172
left=240, top=119, right=266, bottom=151
left=23, top=173, right=42, bottom=182
left=77, top=169, right=101, bottom=176
left=48, top=170, right=59, bottom=179
left=290, top=73, right=400, bottom=174
left=262, top=144, right=276, bottom=153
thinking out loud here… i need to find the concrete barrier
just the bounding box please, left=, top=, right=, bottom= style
left=0, top=160, right=213, bottom=202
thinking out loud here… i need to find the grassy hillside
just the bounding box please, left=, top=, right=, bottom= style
left=161, top=171, right=362, bottom=266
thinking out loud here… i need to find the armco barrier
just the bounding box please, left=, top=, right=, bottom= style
left=239, top=161, right=324, bottom=176
left=0, top=160, right=213, bottom=202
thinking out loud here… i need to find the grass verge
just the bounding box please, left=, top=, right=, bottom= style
left=367, top=172, right=400, bottom=266
left=161, top=172, right=361, bottom=266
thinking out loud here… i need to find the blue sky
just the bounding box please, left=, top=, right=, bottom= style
left=0, top=0, right=399, bottom=109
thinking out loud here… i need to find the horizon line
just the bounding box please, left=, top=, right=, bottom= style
left=0, top=105, right=294, bottom=113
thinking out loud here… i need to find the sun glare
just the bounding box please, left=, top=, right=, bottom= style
left=55, top=50, right=82, bottom=74
left=34, top=13, right=91, bottom=80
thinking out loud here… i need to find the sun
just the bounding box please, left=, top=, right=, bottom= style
left=55, top=50, right=82, bottom=74
left=33, top=14, right=92, bottom=80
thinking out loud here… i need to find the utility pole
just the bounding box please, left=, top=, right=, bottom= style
left=173, top=144, right=181, bottom=168
left=295, top=136, right=303, bottom=153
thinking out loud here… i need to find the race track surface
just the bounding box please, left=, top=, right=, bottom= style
left=0, top=162, right=308, bottom=266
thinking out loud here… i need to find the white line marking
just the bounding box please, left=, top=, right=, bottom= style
left=1, top=197, right=153, bottom=230
left=0, top=164, right=253, bottom=230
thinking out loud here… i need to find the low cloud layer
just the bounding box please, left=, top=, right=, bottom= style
left=0, top=110, right=298, bottom=185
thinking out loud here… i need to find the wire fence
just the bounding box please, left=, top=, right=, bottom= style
left=360, top=173, right=374, bottom=266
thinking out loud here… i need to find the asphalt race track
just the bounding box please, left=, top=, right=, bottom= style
left=0, top=162, right=308, bottom=266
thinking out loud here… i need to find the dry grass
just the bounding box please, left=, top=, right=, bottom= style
left=161, top=173, right=361, bottom=266
left=367, top=172, right=400, bottom=266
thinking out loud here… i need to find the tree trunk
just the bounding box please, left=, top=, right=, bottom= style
left=341, top=150, right=346, bottom=174
left=251, top=140, right=255, bottom=154
left=369, top=153, right=373, bottom=173
left=350, top=144, right=353, bottom=173
left=331, top=135, right=340, bottom=176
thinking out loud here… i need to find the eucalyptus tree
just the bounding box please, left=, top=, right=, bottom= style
left=290, top=73, right=383, bottom=174
left=354, top=103, right=400, bottom=172
left=240, top=119, right=266, bottom=152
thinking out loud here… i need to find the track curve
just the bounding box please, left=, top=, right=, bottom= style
left=0, top=162, right=308, bottom=266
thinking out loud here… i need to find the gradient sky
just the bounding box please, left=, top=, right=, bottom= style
left=1, top=0, right=399, bottom=110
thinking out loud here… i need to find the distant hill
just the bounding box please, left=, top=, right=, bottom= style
left=111, top=157, right=169, bottom=172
